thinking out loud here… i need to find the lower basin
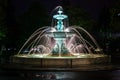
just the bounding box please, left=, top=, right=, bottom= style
left=11, top=54, right=111, bottom=68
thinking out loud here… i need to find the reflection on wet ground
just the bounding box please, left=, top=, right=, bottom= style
left=0, top=69, right=120, bottom=80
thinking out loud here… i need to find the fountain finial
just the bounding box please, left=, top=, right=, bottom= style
left=53, top=6, right=67, bottom=20
left=58, top=8, right=63, bottom=14
left=53, top=6, right=67, bottom=31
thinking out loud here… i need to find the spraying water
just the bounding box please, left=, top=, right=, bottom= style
left=17, top=6, right=103, bottom=58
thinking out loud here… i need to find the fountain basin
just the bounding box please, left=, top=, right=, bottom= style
left=11, top=54, right=111, bottom=68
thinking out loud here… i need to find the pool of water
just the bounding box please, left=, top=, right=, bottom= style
left=0, top=69, right=120, bottom=80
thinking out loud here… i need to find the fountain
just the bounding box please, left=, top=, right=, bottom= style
left=12, top=6, right=110, bottom=68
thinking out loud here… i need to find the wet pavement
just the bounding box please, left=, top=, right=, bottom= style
left=0, top=63, right=120, bottom=80
left=0, top=56, right=120, bottom=80
left=0, top=69, right=120, bottom=80
left=0, top=63, right=117, bottom=71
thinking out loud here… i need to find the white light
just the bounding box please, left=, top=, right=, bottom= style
left=118, top=13, right=120, bottom=16
left=95, top=48, right=102, bottom=52
left=58, top=10, right=63, bottom=14
left=51, top=28, right=56, bottom=32
left=64, top=28, right=70, bottom=32
left=79, top=44, right=83, bottom=47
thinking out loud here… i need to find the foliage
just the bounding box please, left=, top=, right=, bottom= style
left=63, top=6, right=95, bottom=32
left=0, top=0, right=7, bottom=40
left=99, top=1, right=120, bottom=33
left=0, top=24, right=6, bottom=40
left=109, top=1, right=120, bottom=33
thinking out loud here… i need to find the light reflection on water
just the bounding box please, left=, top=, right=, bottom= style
left=0, top=70, right=120, bottom=80
left=111, top=70, right=120, bottom=80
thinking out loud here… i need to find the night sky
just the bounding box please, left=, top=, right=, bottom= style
left=11, top=0, right=118, bottom=20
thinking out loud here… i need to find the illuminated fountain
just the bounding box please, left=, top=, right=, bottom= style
left=12, top=6, right=110, bottom=67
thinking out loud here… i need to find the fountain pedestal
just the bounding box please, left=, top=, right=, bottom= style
left=46, top=32, right=74, bottom=56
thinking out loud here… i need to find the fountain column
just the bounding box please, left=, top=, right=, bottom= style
left=52, top=7, right=68, bottom=56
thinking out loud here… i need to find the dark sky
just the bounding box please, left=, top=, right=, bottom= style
left=6, top=0, right=120, bottom=47
left=11, top=0, right=118, bottom=20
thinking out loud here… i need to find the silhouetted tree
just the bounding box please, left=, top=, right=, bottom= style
left=61, top=0, right=95, bottom=32
left=99, top=1, right=120, bottom=36
left=97, top=1, right=120, bottom=53
left=0, top=0, right=8, bottom=40
left=109, top=1, right=120, bottom=33
left=0, top=0, right=8, bottom=62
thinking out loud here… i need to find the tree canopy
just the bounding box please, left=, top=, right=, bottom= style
left=64, top=6, right=95, bottom=32
left=109, top=1, right=120, bottom=33
left=0, top=0, right=7, bottom=40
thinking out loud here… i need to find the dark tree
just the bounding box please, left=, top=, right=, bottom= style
left=0, top=0, right=8, bottom=40
left=97, top=1, right=120, bottom=53
left=109, top=1, right=120, bottom=33
left=0, top=0, right=8, bottom=62
left=61, top=0, right=95, bottom=32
